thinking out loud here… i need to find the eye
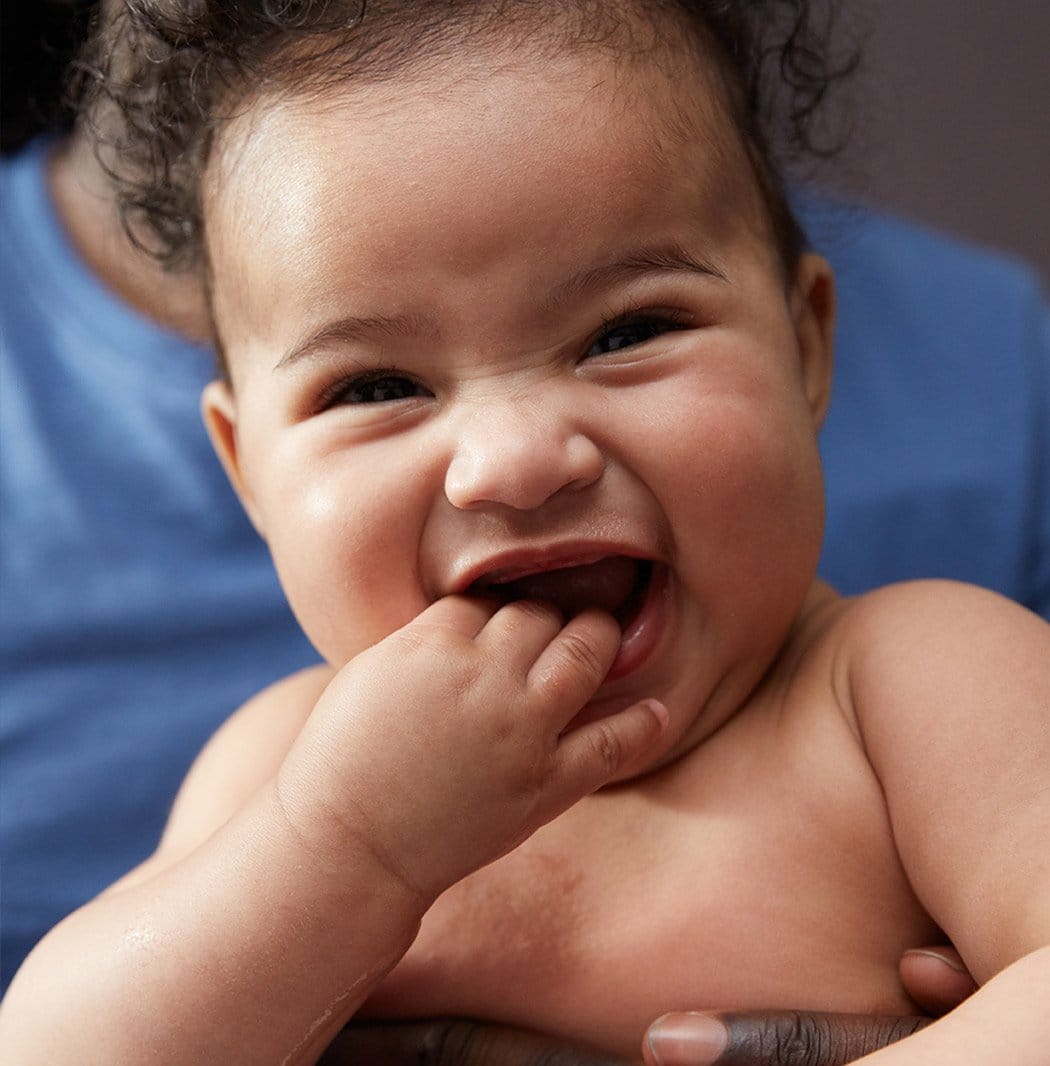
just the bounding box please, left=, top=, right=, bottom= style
left=319, top=371, right=433, bottom=408
left=585, top=311, right=689, bottom=358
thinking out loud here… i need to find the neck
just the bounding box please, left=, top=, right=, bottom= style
left=47, top=135, right=211, bottom=343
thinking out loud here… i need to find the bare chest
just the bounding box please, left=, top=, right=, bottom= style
left=362, top=705, right=939, bottom=1055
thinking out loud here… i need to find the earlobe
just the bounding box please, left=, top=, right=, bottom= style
left=200, top=380, right=265, bottom=537
left=791, top=253, right=836, bottom=428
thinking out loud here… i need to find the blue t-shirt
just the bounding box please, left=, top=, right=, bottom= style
left=811, top=198, right=1050, bottom=613
left=0, top=140, right=319, bottom=989
left=1, top=140, right=1047, bottom=989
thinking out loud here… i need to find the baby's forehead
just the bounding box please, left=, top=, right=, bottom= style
left=202, top=40, right=769, bottom=365
left=206, top=38, right=752, bottom=243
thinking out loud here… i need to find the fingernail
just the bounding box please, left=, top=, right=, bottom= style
left=647, top=1013, right=728, bottom=1066
left=903, top=948, right=968, bottom=973
left=643, top=699, right=670, bottom=729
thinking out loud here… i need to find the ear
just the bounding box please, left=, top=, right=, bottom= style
left=201, top=380, right=266, bottom=537
left=790, top=252, right=836, bottom=428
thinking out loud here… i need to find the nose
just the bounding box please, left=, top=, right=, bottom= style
left=444, top=399, right=604, bottom=511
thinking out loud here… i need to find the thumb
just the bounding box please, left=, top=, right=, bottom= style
left=643, top=1010, right=931, bottom=1066
left=899, top=947, right=977, bottom=1016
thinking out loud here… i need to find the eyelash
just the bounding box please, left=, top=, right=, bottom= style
left=313, top=368, right=432, bottom=411
left=313, top=308, right=692, bottom=410
left=586, top=307, right=691, bottom=358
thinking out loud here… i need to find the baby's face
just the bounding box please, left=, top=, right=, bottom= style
left=203, top=44, right=834, bottom=770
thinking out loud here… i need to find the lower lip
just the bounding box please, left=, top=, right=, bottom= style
left=606, top=563, right=668, bottom=681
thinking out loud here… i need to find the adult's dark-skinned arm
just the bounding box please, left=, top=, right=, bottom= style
left=320, top=947, right=976, bottom=1066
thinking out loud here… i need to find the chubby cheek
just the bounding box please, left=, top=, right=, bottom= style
left=644, top=368, right=824, bottom=651
left=251, top=447, right=432, bottom=667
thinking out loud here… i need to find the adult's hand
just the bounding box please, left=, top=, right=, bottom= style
left=320, top=947, right=976, bottom=1066
left=320, top=1012, right=925, bottom=1066
left=642, top=946, right=977, bottom=1066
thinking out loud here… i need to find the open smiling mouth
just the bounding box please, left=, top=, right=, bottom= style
left=468, top=555, right=667, bottom=684
left=467, top=556, right=655, bottom=631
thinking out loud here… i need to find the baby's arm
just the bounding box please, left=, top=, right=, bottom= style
left=0, top=597, right=667, bottom=1064
left=839, top=581, right=1050, bottom=1065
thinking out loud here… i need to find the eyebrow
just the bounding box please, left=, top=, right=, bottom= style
left=276, top=311, right=436, bottom=371
left=541, top=242, right=727, bottom=315
left=275, top=242, right=726, bottom=371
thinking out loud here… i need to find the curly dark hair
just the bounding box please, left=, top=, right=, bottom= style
left=71, top=0, right=858, bottom=273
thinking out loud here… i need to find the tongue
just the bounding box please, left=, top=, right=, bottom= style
left=492, top=556, right=639, bottom=617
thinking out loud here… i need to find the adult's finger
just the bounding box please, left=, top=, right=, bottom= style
left=899, top=946, right=977, bottom=1016
left=643, top=1010, right=932, bottom=1066
left=319, top=1019, right=630, bottom=1065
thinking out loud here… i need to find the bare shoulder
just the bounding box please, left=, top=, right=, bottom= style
left=108, top=665, right=336, bottom=891
left=837, top=579, right=1048, bottom=696
left=830, top=578, right=1048, bottom=745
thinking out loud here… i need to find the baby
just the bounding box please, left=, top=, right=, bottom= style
left=4, top=1, right=1048, bottom=1063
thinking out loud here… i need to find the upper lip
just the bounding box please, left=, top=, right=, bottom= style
left=449, top=541, right=654, bottom=596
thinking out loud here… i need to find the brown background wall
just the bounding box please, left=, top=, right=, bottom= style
left=841, top=0, right=1049, bottom=285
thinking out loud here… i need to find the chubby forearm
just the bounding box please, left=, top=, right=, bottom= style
left=0, top=601, right=670, bottom=1063
left=0, top=781, right=426, bottom=1066
left=851, top=946, right=1050, bottom=1065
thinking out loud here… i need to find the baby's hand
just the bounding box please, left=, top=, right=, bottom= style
left=274, top=598, right=668, bottom=903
